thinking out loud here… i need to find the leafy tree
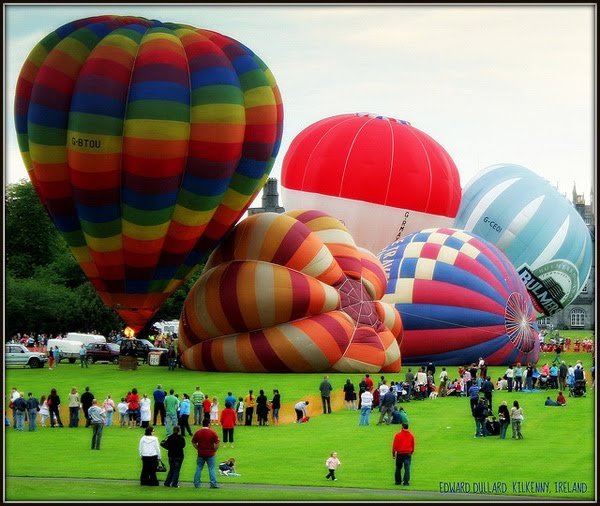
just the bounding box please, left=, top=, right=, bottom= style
left=5, top=181, right=64, bottom=277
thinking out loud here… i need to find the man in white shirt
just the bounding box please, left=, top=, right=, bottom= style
left=294, top=400, right=309, bottom=422
left=359, top=390, right=374, bottom=425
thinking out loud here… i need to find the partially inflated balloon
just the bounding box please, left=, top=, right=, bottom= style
left=379, top=228, right=539, bottom=366
left=454, top=164, right=592, bottom=317
left=14, top=16, right=283, bottom=332
left=281, top=113, right=461, bottom=255
left=179, top=210, right=403, bottom=372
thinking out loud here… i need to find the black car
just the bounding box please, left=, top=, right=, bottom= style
left=85, top=342, right=120, bottom=364
left=117, top=339, right=168, bottom=365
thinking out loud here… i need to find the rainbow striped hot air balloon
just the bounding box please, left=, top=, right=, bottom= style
left=14, top=15, right=283, bottom=332
left=379, top=228, right=540, bottom=366
left=179, top=210, right=403, bottom=373
left=454, top=164, right=593, bottom=317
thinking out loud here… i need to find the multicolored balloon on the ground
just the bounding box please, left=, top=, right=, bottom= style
left=453, top=164, right=593, bottom=317
left=280, top=113, right=462, bottom=255
left=179, top=210, right=403, bottom=372
left=14, top=16, right=284, bottom=332
left=379, top=228, right=539, bottom=366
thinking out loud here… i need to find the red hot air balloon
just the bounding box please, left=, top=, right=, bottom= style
left=281, top=113, right=461, bottom=255
left=14, top=15, right=284, bottom=332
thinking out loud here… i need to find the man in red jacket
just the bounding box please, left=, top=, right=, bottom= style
left=392, top=423, right=415, bottom=486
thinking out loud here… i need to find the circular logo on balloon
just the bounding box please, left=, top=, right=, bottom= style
left=517, top=260, right=580, bottom=316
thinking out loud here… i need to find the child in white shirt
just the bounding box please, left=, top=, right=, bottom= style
left=117, top=398, right=129, bottom=427
left=325, top=451, right=341, bottom=481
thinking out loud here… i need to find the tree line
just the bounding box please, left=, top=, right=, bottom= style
left=4, top=180, right=200, bottom=338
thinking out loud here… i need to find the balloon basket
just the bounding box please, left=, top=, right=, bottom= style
left=119, top=356, right=138, bottom=370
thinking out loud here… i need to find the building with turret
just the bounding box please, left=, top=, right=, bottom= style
left=247, top=178, right=285, bottom=216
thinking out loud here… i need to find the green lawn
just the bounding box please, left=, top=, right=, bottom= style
left=4, top=350, right=595, bottom=501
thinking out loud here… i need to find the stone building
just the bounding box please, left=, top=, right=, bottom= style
left=247, top=178, right=285, bottom=216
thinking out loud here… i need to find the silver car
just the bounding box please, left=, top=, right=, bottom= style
left=5, top=344, right=48, bottom=368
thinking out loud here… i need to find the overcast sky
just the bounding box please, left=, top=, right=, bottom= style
left=3, top=3, right=595, bottom=203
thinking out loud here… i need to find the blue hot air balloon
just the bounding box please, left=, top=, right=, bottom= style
left=454, top=164, right=592, bottom=317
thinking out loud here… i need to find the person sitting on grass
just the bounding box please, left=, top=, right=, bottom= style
left=544, top=396, right=561, bottom=406
left=556, top=391, right=567, bottom=406
left=496, top=377, right=508, bottom=390
left=218, top=457, right=240, bottom=476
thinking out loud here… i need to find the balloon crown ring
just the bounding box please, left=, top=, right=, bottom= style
left=355, top=112, right=411, bottom=125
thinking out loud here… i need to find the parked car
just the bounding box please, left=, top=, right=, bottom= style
left=85, top=342, right=120, bottom=364
left=5, top=344, right=48, bottom=368
left=116, top=338, right=168, bottom=365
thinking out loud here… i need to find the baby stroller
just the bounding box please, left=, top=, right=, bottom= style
left=397, top=382, right=412, bottom=402
left=538, top=374, right=550, bottom=390
left=569, top=379, right=586, bottom=397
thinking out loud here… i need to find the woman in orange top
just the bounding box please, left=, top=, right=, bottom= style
left=243, top=390, right=255, bottom=426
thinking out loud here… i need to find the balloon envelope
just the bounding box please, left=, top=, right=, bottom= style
left=379, top=228, right=540, bottom=366
left=453, top=164, right=592, bottom=317
left=179, top=210, right=403, bottom=372
left=281, top=113, right=461, bottom=255
left=14, top=15, right=284, bottom=331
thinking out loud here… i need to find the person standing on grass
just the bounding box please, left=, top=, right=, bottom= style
left=48, top=388, right=64, bottom=428
left=79, top=344, right=89, bottom=368
left=80, top=387, right=95, bottom=428
left=210, top=397, right=220, bottom=426
left=88, top=399, right=106, bottom=450
left=510, top=400, right=524, bottom=439
left=255, top=389, right=269, bottom=426
left=219, top=401, right=237, bottom=448
left=392, top=423, right=415, bottom=486
left=497, top=401, right=510, bottom=439
left=236, top=397, right=244, bottom=424
left=103, top=395, right=116, bottom=427
left=244, top=390, right=255, bottom=426
left=179, top=393, right=193, bottom=436
left=343, top=379, right=356, bottom=410
left=191, top=387, right=204, bottom=426
left=26, top=393, right=40, bottom=432
left=481, top=376, right=494, bottom=411
left=359, top=388, right=374, bottom=425
left=140, top=393, right=152, bottom=429
left=127, top=388, right=141, bottom=428
left=270, top=389, right=281, bottom=425
left=164, top=389, right=179, bottom=436
left=39, top=396, right=50, bottom=427
left=117, top=397, right=129, bottom=427
left=12, top=394, right=27, bottom=431
left=319, top=376, right=333, bottom=414
left=325, top=451, right=341, bottom=481
left=48, top=347, right=55, bottom=369
left=68, top=387, right=81, bottom=428
left=153, top=384, right=167, bottom=426
left=161, top=425, right=186, bottom=488
left=191, top=419, right=220, bottom=489
left=139, top=426, right=162, bottom=486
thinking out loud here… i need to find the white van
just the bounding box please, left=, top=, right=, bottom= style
left=47, top=338, right=83, bottom=363
left=65, top=332, right=107, bottom=346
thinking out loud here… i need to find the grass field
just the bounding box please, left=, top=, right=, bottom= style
left=4, top=348, right=596, bottom=502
